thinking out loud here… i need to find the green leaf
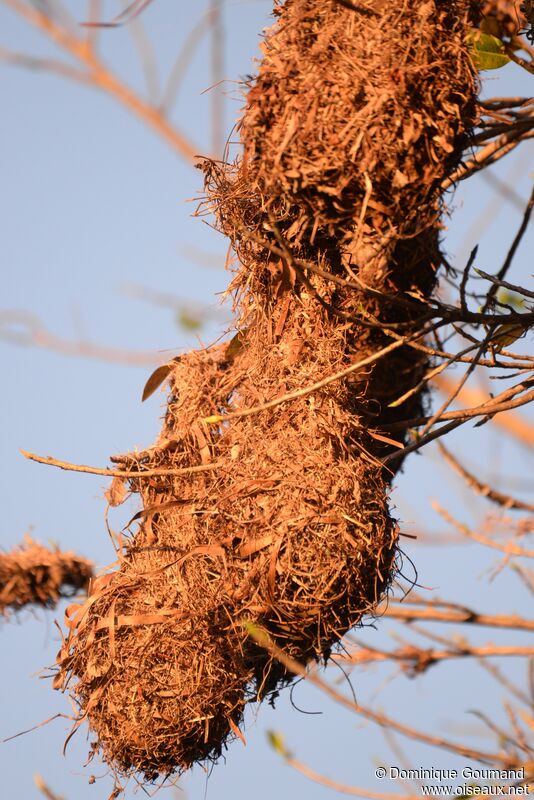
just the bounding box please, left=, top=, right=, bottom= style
left=267, top=730, right=289, bottom=758
left=490, top=322, right=526, bottom=353
left=496, top=288, right=526, bottom=311
left=466, top=29, right=511, bottom=70
left=242, top=619, right=269, bottom=644
left=176, top=309, right=203, bottom=331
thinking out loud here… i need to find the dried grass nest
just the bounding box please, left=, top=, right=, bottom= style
left=54, top=0, right=478, bottom=785
left=0, top=537, right=92, bottom=616
left=57, top=331, right=398, bottom=779
left=56, top=550, right=249, bottom=779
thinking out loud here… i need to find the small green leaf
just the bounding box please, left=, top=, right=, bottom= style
left=242, top=619, right=259, bottom=636
left=490, top=322, right=526, bottom=353
left=388, top=396, right=404, bottom=408
left=466, top=29, right=511, bottom=70
left=267, top=730, right=289, bottom=758
left=242, top=620, right=272, bottom=650
left=176, top=309, right=203, bottom=331
left=496, top=288, right=526, bottom=311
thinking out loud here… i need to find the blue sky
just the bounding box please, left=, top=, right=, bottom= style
left=1, top=3, right=533, bottom=799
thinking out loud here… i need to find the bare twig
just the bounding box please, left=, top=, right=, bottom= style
left=0, top=47, right=91, bottom=82
left=479, top=660, right=532, bottom=708
left=443, top=118, right=534, bottom=188
left=382, top=599, right=534, bottom=631
left=209, top=0, right=224, bottom=156
left=245, top=624, right=512, bottom=766
left=482, top=185, right=534, bottom=313
left=126, top=4, right=160, bottom=103
left=34, top=774, right=64, bottom=800
left=505, top=46, right=534, bottom=75
left=159, top=7, right=213, bottom=116
left=20, top=448, right=220, bottom=478
left=283, top=751, right=419, bottom=799
left=433, top=375, right=534, bottom=449
left=432, top=502, right=534, bottom=558
left=0, top=310, right=161, bottom=366
left=438, top=442, right=534, bottom=513
left=341, top=644, right=534, bottom=672
left=2, top=0, right=199, bottom=161
left=382, top=382, right=534, bottom=465
left=202, top=329, right=436, bottom=425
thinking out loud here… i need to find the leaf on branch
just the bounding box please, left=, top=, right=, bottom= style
left=490, top=322, right=527, bottom=352
left=466, top=30, right=511, bottom=70
left=496, top=289, right=526, bottom=310
left=141, top=363, right=174, bottom=402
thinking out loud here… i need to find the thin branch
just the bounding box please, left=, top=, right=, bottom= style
left=341, top=644, right=534, bottom=672
left=443, top=118, right=534, bottom=189
left=480, top=98, right=533, bottom=110
left=120, top=281, right=228, bottom=320
left=416, top=334, right=489, bottom=438
left=433, top=375, right=534, bottom=449
left=284, top=752, right=419, bottom=799
left=85, top=0, right=101, bottom=52
left=505, top=46, right=534, bottom=75
left=126, top=4, right=160, bottom=104
left=512, top=563, right=534, bottom=595
left=82, top=0, right=155, bottom=27
left=244, top=624, right=511, bottom=766
left=476, top=270, right=534, bottom=301
left=34, top=774, right=63, bottom=800
left=20, top=448, right=220, bottom=478
left=432, top=502, right=534, bottom=558
left=0, top=310, right=161, bottom=366
left=159, top=7, right=213, bottom=116
left=209, top=0, right=224, bottom=156
left=479, top=660, right=532, bottom=708
left=0, top=47, right=91, bottom=82
left=382, top=601, right=534, bottom=631
left=480, top=164, right=534, bottom=216
left=202, top=329, right=438, bottom=425
left=2, top=0, right=199, bottom=161
left=382, top=383, right=534, bottom=465
left=482, top=185, right=534, bottom=313
left=438, top=442, right=534, bottom=513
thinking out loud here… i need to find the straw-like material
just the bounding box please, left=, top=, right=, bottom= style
left=480, top=0, right=526, bottom=37
left=55, top=0, right=479, bottom=784
left=0, top=538, right=92, bottom=615
left=56, top=559, right=249, bottom=779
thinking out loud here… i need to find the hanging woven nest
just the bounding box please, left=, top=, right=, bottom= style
left=55, top=546, right=250, bottom=779
left=0, top=537, right=92, bottom=615
left=54, top=0, right=479, bottom=783
left=127, top=337, right=397, bottom=676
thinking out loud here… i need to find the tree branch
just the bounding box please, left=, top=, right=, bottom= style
left=2, top=0, right=200, bottom=161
